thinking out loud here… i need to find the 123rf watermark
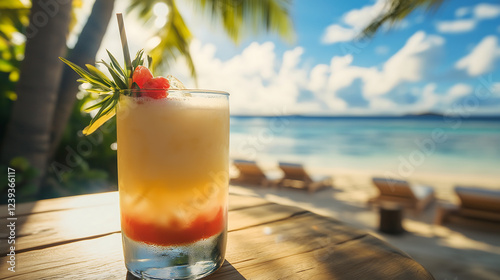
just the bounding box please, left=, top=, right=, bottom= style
left=6, top=167, right=16, bottom=272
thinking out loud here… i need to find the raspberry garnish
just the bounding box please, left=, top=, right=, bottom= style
left=132, top=65, right=153, bottom=88
left=143, top=76, right=170, bottom=89
left=142, top=77, right=170, bottom=99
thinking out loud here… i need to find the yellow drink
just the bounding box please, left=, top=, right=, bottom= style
left=117, top=90, right=229, bottom=279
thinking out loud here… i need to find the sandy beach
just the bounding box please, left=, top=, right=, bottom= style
left=229, top=166, right=500, bottom=280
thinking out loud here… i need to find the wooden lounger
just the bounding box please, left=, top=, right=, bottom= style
left=231, top=160, right=280, bottom=187
left=277, top=162, right=333, bottom=193
left=369, top=178, right=435, bottom=215
left=435, top=186, right=500, bottom=226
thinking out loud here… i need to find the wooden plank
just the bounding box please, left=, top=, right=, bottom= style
left=0, top=203, right=121, bottom=254
left=227, top=193, right=270, bottom=210
left=0, top=212, right=433, bottom=280
left=228, top=203, right=307, bottom=231
left=324, top=235, right=434, bottom=280
left=0, top=234, right=245, bottom=280
left=0, top=192, right=118, bottom=218
left=0, top=233, right=126, bottom=280
left=220, top=213, right=431, bottom=279
left=0, top=197, right=302, bottom=254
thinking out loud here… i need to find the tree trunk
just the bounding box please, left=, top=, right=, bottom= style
left=49, top=0, right=116, bottom=158
left=1, top=0, right=73, bottom=194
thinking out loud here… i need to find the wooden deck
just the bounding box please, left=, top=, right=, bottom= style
left=0, top=191, right=434, bottom=279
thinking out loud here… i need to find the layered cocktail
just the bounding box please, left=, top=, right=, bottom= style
left=117, top=89, right=229, bottom=279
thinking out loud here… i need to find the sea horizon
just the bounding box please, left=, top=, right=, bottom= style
left=229, top=115, right=500, bottom=179
left=230, top=114, right=500, bottom=120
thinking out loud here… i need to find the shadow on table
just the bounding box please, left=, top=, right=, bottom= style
left=125, top=260, right=246, bottom=280
left=230, top=184, right=500, bottom=279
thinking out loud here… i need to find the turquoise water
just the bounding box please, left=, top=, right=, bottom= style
left=230, top=116, right=500, bottom=177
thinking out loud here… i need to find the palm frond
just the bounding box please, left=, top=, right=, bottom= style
left=0, top=0, right=30, bottom=75
left=127, top=0, right=157, bottom=19
left=195, top=0, right=295, bottom=44
left=153, top=0, right=196, bottom=80
left=128, top=0, right=295, bottom=82
left=361, top=0, right=444, bottom=38
left=129, top=0, right=196, bottom=80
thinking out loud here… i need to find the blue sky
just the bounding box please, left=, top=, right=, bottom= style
left=88, top=0, right=500, bottom=116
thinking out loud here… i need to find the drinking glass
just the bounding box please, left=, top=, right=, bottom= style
left=116, top=89, right=229, bottom=279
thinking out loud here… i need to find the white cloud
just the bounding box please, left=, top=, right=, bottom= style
left=321, top=25, right=358, bottom=44
left=443, top=83, right=473, bottom=103
left=436, top=3, right=500, bottom=34
left=169, top=32, right=471, bottom=115
left=435, top=20, right=476, bottom=33
left=473, top=3, right=500, bottom=19
left=363, top=31, right=444, bottom=97
left=418, top=83, right=440, bottom=110
left=174, top=40, right=311, bottom=115
left=321, top=0, right=387, bottom=44
left=343, top=0, right=387, bottom=30
left=308, top=64, right=329, bottom=93
left=325, top=55, right=371, bottom=98
left=455, top=7, right=470, bottom=18
left=311, top=31, right=445, bottom=111
left=455, top=35, right=500, bottom=76
left=386, top=82, right=474, bottom=113
left=307, top=56, right=355, bottom=110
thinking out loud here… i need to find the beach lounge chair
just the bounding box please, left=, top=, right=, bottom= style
left=231, top=160, right=280, bottom=187
left=435, top=186, right=500, bottom=226
left=277, top=162, right=333, bottom=193
left=369, top=178, right=435, bottom=215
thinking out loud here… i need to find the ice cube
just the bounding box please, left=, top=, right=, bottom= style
left=167, top=75, right=186, bottom=89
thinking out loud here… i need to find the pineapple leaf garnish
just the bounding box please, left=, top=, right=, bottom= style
left=106, top=50, right=127, bottom=79
left=59, top=49, right=148, bottom=135
left=131, top=49, right=145, bottom=72
left=82, top=94, right=114, bottom=113
left=98, top=60, right=129, bottom=89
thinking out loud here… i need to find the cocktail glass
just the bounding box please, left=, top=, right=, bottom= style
left=116, top=89, right=229, bottom=279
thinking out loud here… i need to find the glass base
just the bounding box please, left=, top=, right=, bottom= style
left=123, top=231, right=226, bottom=280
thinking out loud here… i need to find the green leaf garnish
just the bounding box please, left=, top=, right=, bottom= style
left=85, top=64, right=114, bottom=87
left=131, top=49, right=145, bottom=72
left=106, top=50, right=127, bottom=78
left=59, top=49, right=147, bottom=135
left=82, top=94, right=113, bottom=113
left=98, top=60, right=128, bottom=89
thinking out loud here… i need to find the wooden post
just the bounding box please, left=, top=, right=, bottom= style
left=379, top=202, right=405, bottom=234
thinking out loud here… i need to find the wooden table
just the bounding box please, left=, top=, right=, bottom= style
left=0, top=191, right=434, bottom=279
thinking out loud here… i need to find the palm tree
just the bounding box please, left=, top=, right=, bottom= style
left=0, top=0, right=295, bottom=199
left=1, top=0, right=74, bottom=195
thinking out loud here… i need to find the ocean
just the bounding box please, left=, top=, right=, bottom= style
left=230, top=115, right=500, bottom=178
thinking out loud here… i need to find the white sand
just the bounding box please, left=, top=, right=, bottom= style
left=229, top=167, right=500, bottom=280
